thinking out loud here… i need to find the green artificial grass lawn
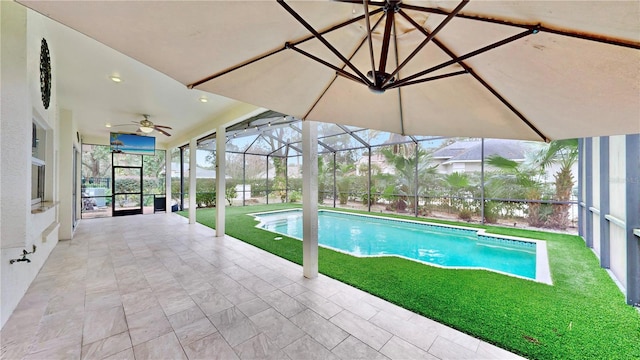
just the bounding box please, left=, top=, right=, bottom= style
left=180, top=204, right=640, bottom=359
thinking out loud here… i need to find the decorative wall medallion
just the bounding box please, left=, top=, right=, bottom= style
left=40, top=38, right=52, bottom=109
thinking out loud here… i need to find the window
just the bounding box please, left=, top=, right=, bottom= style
left=31, top=121, right=46, bottom=205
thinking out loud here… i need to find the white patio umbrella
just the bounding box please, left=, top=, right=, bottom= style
left=19, top=0, right=640, bottom=141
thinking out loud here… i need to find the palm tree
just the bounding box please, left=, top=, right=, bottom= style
left=444, top=172, right=471, bottom=214
left=485, top=155, right=546, bottom=226
left=536, top=139, right=579, bottom=229
left=380, top=146, right=436, bottom=212
left=486, top=139, right=578, bottom=229
left=336, top=162, right=355, bottom=205
left=317, top=156, right=329, bottom=203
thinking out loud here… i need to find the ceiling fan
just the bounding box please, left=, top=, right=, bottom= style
left=113, top=114, right=172, bottom=136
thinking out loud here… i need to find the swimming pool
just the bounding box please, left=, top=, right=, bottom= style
left=251, top=209, right=552, bottom=284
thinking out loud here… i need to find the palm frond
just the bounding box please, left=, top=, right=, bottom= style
left=486, top=155, right=519, bottom=170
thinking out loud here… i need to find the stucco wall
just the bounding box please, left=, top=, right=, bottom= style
left=0, top=2, right=62, bottom=328
left=58, top=109, right=80, bottom=240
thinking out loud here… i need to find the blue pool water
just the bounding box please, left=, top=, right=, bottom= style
left=253, top=210, right=537, bottom=279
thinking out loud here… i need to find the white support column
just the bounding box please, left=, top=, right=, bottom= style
left=302, top=120, right=318, bottom=278
left=215, top=126, right=226, bottom=237
left=165, top=149, right=172, bottom=213
left=189, top=138, right=197, bottom=224
left=58, top=110, right=75, bottom=240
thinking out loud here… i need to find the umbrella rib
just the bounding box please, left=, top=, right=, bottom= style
left=302, top=14, right=386, bottom=121
left=391, top=9, right=547, bottom=141
left=384, top=0, right=469, bottom=87
left=392, top=70, right=469, bottom=88
left=430, top=38, right=549, bottom=142
left=387, top=14, right=536, bottom=89
left=287, top=44, right=366, bottom=85
left=363, top=0, right=377, bottom=83
left=399, top=3, right=640, bottom=50
left=303, top=73, right=338, bottom=122
left=291, top=7, right=384, bottom=48
left=468, top=70, right=549, bottom=142
left=336, top=10, right=382, bottom=85
left=400, top=3, right=532, bottom=29
left=377, top=5, right=395, bottom=81
left=188, top=7, right=383, bottom=88
left=336, top=0, right=386, bottom=6
left=538, top=26, right=640, bottom=50
left=277, top=0, right=373, bottom=86
left=392, top=20, right=405, bottom=136
left=188, top=47, right=286, bottom=88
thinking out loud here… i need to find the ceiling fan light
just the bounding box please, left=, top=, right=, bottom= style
left=139, top=126, right=154, bottom=133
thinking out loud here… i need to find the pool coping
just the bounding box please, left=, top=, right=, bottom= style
left=249, top=208, right=553, bottom=285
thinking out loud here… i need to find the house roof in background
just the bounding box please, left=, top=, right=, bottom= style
left=434, top=139, right=528, bottom=163
left=432, top=141, right=480, bottom=159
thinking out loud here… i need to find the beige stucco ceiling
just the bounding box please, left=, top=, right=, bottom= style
left=45, top=14, right=258, bottom=148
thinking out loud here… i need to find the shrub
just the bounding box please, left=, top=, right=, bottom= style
left=361, top=186, right=380, bottom=205
left=225, top=186, right=237, bottom=206
left=396, top=198, right=407, bottom=212
left=418, top=206, right=431, bottom=217
left=338, top=192, right=349, bottom=205
left=484, top=201, right=498, bottom=223
left=289, top=190, right=301, bottom=203
left=196, top=192, right=216, bottom=208
left=458, top=208, right=472, bottom=221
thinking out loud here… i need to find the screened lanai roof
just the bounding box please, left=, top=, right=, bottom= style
left=196, top=111, right=446, bottom=156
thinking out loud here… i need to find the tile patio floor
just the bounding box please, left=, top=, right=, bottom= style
left=1, top=213, right=525, bottom=359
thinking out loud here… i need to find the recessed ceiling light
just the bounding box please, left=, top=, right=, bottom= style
left=105, top=122, right=112, bottom=128
left=199, top=96, right=208, bottom=103
left=109, top=75, right=122, bottom=83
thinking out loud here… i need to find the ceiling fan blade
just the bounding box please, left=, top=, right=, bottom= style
left=154, top=125, right=172, bottom=129
left=155, top=128, right=171, bottom=136
left=111, top=124, right=134, bottom=127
